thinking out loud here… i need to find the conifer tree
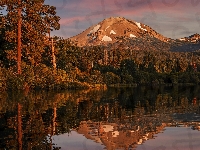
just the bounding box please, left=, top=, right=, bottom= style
left=0, top=0, right=60, bottom=73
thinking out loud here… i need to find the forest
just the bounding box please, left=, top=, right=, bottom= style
left=1, top=0, right=200, bottom=91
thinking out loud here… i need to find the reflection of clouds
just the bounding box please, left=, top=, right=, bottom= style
left=137, top=127, right=200, bottom=150
left=75, top=99, right=200, bottom=149
left=2, top=87, right=200, bottom=149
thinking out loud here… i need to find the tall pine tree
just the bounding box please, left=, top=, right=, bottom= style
left=0, top=0, right=60, bottom=73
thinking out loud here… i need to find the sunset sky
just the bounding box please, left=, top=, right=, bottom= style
left=45, top=0, right=200, bottom=39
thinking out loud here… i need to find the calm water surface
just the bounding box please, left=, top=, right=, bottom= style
left=0, top=86, right=200, bottom=150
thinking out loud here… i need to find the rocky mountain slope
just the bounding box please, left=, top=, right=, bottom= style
left=69, top=17, right=200, bottom=52
left=170, top=34, right=200, bottom=52
left=70, top=17, right=170, bottom=46
left=179, top=33, right=200, bottom=43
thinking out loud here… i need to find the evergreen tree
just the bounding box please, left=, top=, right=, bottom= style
left=0, top=0, right=60, bottom=73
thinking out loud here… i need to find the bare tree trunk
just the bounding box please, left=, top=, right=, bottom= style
left=17, top=0, right=22, bottom=74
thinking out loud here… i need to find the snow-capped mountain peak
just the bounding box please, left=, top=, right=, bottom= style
left=70, top=17, right=170, bottom=46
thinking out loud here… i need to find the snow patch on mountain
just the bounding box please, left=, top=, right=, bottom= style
left=179, top=38, right=186, bottom=41
left=130, top=34, right=136, bottom=38
left=110, top=30, right=116, bottom=34
left=135, top=22, right=147, bottom=31
left=90, top=24, right=101, bottom=33
left=102, top=125, right=114, bottom=132
left=102, top=35, right=112, bottom=41
left=112, top=131, right=119, bottom=137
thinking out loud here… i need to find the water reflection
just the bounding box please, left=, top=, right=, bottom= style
left=0, top=86, right=200, bottom=149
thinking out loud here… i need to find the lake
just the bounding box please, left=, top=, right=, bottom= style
left=0, top=86, right=200, bottom=150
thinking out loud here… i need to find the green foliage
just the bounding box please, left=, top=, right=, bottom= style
left=170, top=73, right=178, bottom=85
left=103, top=72, right=121, bottom=85
left=3, top=62, right=90, bottom=90
left=56, top=39, right=81, bottom=72
left=121, top=74, right=134, bottom=84
left=120, top=59, right=137, bottom=75
left=90, top=70, right=104, bottom=84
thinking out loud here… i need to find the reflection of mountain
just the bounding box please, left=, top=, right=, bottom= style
left=0, top=86, right=200, bottom=149
left=74, top=86, right=200, bottom=149
left=77, top=120, right=166, bottom=150
left=76, top=108, right=200, bottom=149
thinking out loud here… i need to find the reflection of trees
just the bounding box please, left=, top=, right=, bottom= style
left=56, top=100, right=79, bottom=133
left=75, top=87, right=200, bottom=150
left=0, top=86, right=200, bottom=149
left=0, top=90, right=80, bottom=149
left=0, top=88, right=113, bottom=149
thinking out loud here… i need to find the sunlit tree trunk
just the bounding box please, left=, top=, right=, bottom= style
left=51, top=38, right=56, bottom=71
left=48, top=27, right=56, bottom=72
left=3, top=0, right=60, bottom=74
left=17, top=103, right=22, bottom=150
left=17, top=0, right=22, bottom=74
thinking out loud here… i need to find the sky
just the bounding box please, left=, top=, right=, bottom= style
left=45, top=0, right=200, bottom=39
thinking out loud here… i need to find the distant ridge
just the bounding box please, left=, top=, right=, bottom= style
left=179, top=33, right=200, bottom=43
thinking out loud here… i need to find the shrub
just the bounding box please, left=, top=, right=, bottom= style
left=103, top=72, right=121, bottom=85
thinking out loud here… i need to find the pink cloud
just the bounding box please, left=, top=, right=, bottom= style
left=59, top=0, right=192, bottom=25
left=59, top=16, right=86, bottom=25
left=47, top=0, right=200, bottom=38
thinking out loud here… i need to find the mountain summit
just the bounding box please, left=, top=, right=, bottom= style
left=70, top=17, right=169, bottom=46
